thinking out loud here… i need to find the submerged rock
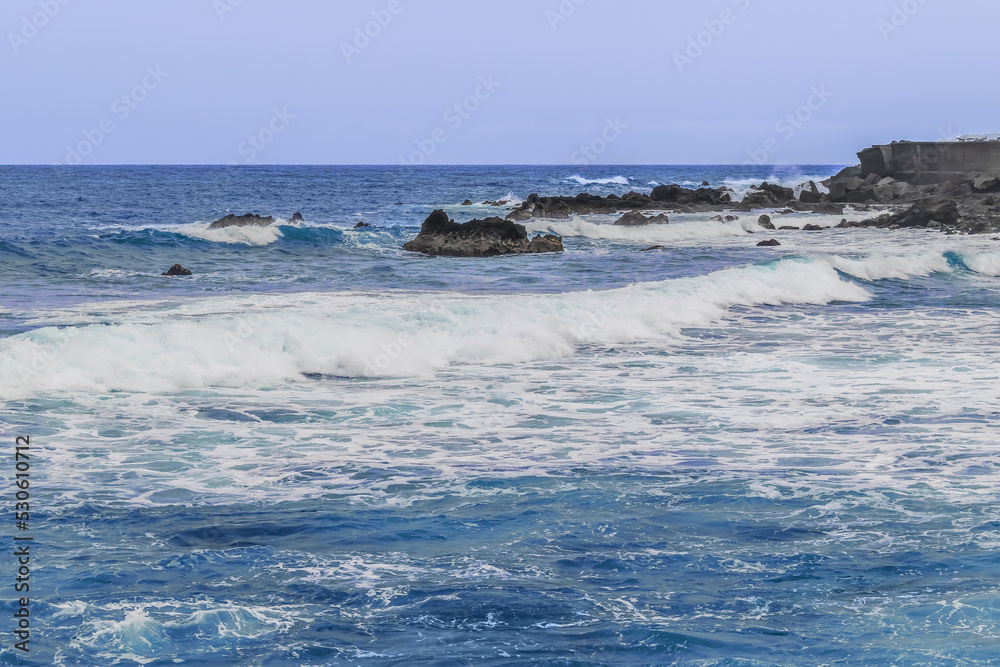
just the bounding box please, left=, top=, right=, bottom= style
left=640, top=245, right=665, bottom=252
left=354, top=222, right=371, bottom=228
left=756, top=239, right=781, bottom=247
left=403, top=210, right=564, bottom=257
left=162, top=264, right=192, bottom=276
left=614, top=211, right=669, bottom=226
left=209, top=213, right=276, bottom=229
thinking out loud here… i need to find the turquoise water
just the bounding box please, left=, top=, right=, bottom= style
left=1, top=166, right=999, bottom=665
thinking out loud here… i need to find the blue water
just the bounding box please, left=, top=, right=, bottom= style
left=2, top=166, right=1000, bottom=665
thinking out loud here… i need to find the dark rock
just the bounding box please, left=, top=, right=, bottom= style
left=872, top=196, right=960, bottom=228
left=403, top=210, right=563, bottom=257
left=640, top=245, right=664, bottom=252
left=209, top=213, right=275, bottom=229
left=758, top=215, right=775, bottom=230
left=650, top=184, right=732, bottom=206
left=354, top=222, right=371, bottom=228
left=290, top=212, right=304, bottom=223
left=162, top=264, right=192, bottom=276
left=756, top=239, right=781, bottom=247
left=812, top=202, right=845, bottom=215
left=505, top=209, right=533, bottom=222
left=614, top=211, right=668, bottom=226
left=742, top=182, right=795, bottom=208
left=844, top=187, right=877, bottom=204
left=778, top=209, right=796, bottom=215
left=799, top=181, right=822, bottom=204
left=462, top=199, right=473, bottom=206
left=827, top=181, right=848, bottom=201
left=701, top=181, right=710, bottom=186
left=830, top=165, right=863, bottom=182
left=528, top=234, right=565, bottom=253
left=803, top=224, right=827, bottom=231
left=711, top=214, right=739, bottom=223
left=778, top=226, right=800, bottom=230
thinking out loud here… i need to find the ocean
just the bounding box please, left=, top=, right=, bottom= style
left=1, top=165, right=998, bottom=665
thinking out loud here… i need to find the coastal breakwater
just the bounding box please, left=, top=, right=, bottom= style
left=859, top=140, right=1000, bottom=184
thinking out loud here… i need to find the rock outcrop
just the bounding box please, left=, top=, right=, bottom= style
left=614, top=211, right=669, bottom=226
left=757, top=215, right=775, bottom=230
left=209, top=213, right=276, bottom=229
left=756, top=239, right=781, bottom=247
left=866, top=196, right=960, bottom=229
left=740, top=183, right=795, bottom=208
left=162, top=264, right=192, bottom=276
left=403, top=210, right=564, bottom=257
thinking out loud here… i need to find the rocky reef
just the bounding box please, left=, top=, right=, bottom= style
left=208, top=212, right=304, bottom=229
left=403, top=210, right=563, bottom=257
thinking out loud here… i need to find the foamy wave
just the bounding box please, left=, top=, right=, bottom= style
left=525, top=217, right=751, bottom=243
left=828, top=251, right=953, bottom=281
left=567, top=175, right=630, bottom=186
left=0, top=260, right=869, bottom=398
left=960, top=251, right=1000, bottom=276
left=172, top=222, right=284, bottom=246
left=84, top=268, right=148, bottom=279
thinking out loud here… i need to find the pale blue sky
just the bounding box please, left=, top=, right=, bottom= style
left=1, top=0, right=993, bottom=165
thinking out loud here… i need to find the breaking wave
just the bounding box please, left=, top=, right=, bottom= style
left=0, top=259, right=870, bottom=399
left=566, top=175, right=631, bottom=186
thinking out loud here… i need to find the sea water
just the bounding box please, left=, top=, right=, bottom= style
left=0, top=166, right=998, bottom=665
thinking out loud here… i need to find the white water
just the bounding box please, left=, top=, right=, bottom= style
left=566, top=175, right=631, bottom=186
left=0, top=259, right=869, bottom=399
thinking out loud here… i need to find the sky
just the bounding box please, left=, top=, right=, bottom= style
left=1, top=0, right=995, bottom=165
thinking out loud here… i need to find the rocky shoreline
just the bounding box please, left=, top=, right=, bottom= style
left=495, top=168, right=1000, bottom=235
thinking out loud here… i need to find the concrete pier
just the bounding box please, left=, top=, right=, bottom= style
left=859, top=140, right=1000, bottom=184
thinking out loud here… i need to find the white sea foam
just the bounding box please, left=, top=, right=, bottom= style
left=525, top=217, right=752, bottom=243
left=0, top=259, right=869, bottom=399
left=827, top=251, right=953, bottom=281
left=171, top=222, right=284, bottom=246
left=567, top=175, right=631, bottom=186
left=960, top=250, right=1000, bottom=276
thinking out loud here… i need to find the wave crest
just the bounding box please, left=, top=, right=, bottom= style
left=0, top=259, right=870, bottom=398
